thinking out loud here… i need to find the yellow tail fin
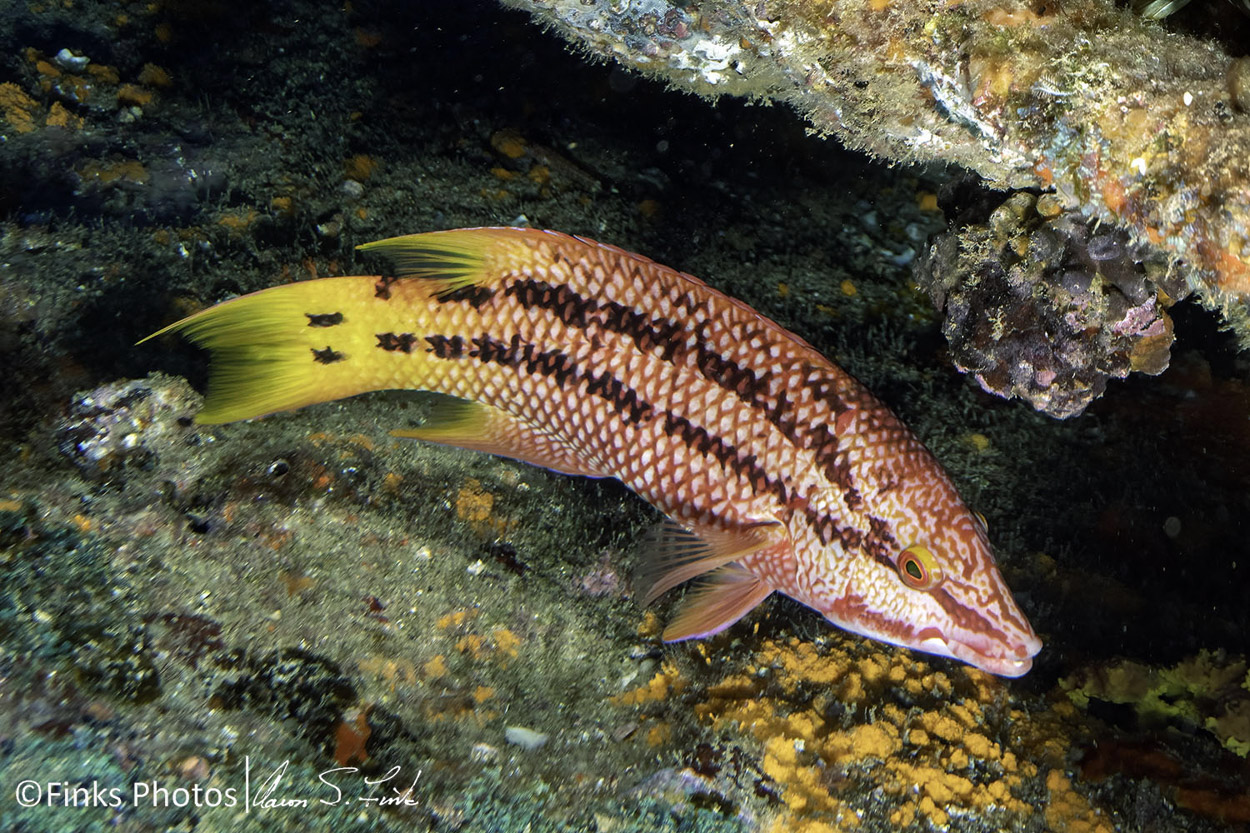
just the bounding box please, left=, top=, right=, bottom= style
left=139, top=276, right=388, bottom=424
left=140, top=228, right=545, bottom=425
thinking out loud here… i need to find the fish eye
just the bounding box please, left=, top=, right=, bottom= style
left=897, top=544, right=943, bottom=590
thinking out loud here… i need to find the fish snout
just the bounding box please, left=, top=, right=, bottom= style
left=929, top=626, right=1041, bottom=678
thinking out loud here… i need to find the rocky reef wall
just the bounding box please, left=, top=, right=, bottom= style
left=504, top=0, right=1250, bottom=346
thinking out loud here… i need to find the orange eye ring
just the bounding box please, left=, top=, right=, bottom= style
left=897, top=544, right=943, bottom=590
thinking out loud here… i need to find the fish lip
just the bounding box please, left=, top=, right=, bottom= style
left=944, top=635, right=1039, bottom=678
left=967, top=651, right=1034, bottom=678
left=918, top=628, right=1040, bottom=678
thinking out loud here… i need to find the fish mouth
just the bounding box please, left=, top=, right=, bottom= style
left=956, top=647, right=1034, bottom=678
left=919, top=631, right=1041, bottom=678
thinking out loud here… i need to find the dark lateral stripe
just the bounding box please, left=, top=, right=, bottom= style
left=312, top=346, right=344, bottom=364
left=377, top=332, right=417, bottom=352
left=802, top=506, right=842, bottom=547
left=306, top=312, right=343, bottom=327
left=695, top=343, right=766, bottom=404
left=500, top=274, right=870, bottom=511
left=503, top=276, right=847, bottom=459
left=436, top=331, right=652, bottom=423
left=801, top=504, right=889, bottom=560
left=504, top=278, right=687, bottom=361
left=505, top=278, right=762, bottom=404
left=425, top=334, right=466, bottom=359
left=584, top=368, right=651, bottom=423
left=426, top=324, right=861, bottom=548
left=866, top=515, right=896, bottom=561
left=465, top=333, right=574, bottom=387
left=505, top=279, right=597, bottom=329
left=661, top=411, right=789, bottom=505
left=805, top=423, right=862, bottom=509
left=435, top=284, right=496, bottom=308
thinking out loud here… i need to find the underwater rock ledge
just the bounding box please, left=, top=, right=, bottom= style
left=502, top=0, right=1250, bottom=346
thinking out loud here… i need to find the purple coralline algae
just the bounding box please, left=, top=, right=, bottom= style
left=918, top=192, right=1186, bottom=417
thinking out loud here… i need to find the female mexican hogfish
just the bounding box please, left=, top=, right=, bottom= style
left=144, top=227, right=1041, bottom=676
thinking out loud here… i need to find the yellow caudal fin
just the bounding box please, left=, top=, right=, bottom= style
left=139, top=276, right=391, bottom=424
left=141, top=228, right=544, bottom=425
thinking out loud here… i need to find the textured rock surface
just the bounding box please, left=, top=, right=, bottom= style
left=918, top=193, right=1186, bottom=418
left=2, top=2, right=1249, bottom=830
left=504, top=0, right=1250, bottom=344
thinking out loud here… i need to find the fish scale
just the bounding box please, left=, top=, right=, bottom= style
left=142, top=226, right=1041, bottom=677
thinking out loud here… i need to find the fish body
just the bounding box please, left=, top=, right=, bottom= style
left=144, top=228, right=1041, bottom=676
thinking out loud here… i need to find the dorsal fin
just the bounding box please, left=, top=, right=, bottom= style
left=357, top=227, right=539, bottom=286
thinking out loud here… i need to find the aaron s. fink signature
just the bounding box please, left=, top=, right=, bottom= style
left=248, top=759, right=423, bottom=809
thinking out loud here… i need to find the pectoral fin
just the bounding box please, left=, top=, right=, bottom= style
left=662, top=564, right=774, bottom=641
left=392, top=397, right=606, bottom=478
left=636, top=519, right=782, bottom=604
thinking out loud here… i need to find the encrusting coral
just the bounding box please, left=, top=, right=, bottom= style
left=503, top=0, right=1250, bottom=353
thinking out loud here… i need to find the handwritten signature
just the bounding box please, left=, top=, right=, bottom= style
left=249, top=760, right=423, bottom=809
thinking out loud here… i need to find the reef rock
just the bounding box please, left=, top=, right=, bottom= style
left=918, top=193, right=1185, bottom=418
left=502, top=0, right=1250, bottom=353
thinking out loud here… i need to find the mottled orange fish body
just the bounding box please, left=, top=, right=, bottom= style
left=143, top=228, right=1041, bottom=676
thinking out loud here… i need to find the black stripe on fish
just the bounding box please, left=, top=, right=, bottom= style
left=312, top=346, right=345, bottom=364
left=502, top=275, right=864, bottom=506
left=435, top=285, right=496, bottom=308
left=377, top=332, right=418, bottom=353
left=660, top=411, right=789, bottom=505
left=462, top=332, right=650, bottom=421
left=425, top=334, right=466, bottom=359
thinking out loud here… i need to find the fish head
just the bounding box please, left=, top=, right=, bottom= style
left=812, top=486, right=1042, bottom=678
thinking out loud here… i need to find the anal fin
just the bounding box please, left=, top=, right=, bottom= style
left=392, top=397, right=606, bottom=479
left=662, top=564, right=774, bottom=641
